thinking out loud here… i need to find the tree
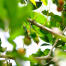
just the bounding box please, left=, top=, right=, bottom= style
left=0, top=0, right=66, bottom=66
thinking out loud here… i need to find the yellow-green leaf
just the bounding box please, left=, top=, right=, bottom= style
left=41, top=0, right=47, bottom=5
left=30, top=0, right=36, bottom=6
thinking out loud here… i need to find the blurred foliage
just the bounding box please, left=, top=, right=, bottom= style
left=31, top=49, right=44, bottom=57
left=55, top=49, right=66, bottom=60
left=0, top=0, right=66, bottom=66
left=29, top=49, right=54, bottom=65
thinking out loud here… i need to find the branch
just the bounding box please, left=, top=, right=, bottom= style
left=35, top=27, right=66, bottom=60
left=27, top=18, right=66, bottom=60
left=35, top=56, right=52, bottom=60
left=34, top=39, right=58, bottom=60
left=63, top=27, right=66, bottom=33
left=27, top=18, right=66, bottom=42
left=47, top=27, right=66, bottom=57
left=48, top=39, right=58, bottom=57
left=0, top=55, right=15, bottom=59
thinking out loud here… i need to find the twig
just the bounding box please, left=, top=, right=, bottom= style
left=35, top=56, right=52, bottom=60
left=36, top=27, right=66, bottom=60
left=35, top=27, right=66, bottom=60
left=27, top=18, right=66, bottom=60
left=47, top=27, right=66, bottom=57
left=27, top=18, right=59, bottom=35
left=35, top=39, right=58, bottom=60
left=63, top=27, right=66, bottom=33
left=27, top=18, right=66, bottom=42
left=47, top=38, right=58, bottom=57
left=0, top=55, right=15, bottom=60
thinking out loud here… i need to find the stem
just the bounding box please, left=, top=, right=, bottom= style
left=63, top=27, right=66, bottom=33
left=35, top=39, right=58, bottom=60
left=27, top=18, right=66, bottom=42
left=35, top=56, right=52, bottom=60
left=35, top=27, right=66, bottom=60
left=47, top=38, right=58, bottom=57
left=0, top=55, right=15, bottom=60
left=27, top=19, right=66, bottom=60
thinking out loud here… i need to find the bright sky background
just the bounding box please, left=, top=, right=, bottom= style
left=0, top=0, right=66, bottom=66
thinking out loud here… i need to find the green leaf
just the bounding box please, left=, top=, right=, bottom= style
left=5, top=0, right=20, bottom=39
left=5, top=0, right=17, bottom=20
left=18, top=4, right=32, bottom=20
left=31, top=25, right=54, bottom=44
left=47, top=33, right=53, bottom=44
left=41, top=43, right=50, bottom=46
left=50, top=15, right=62, bottom=27
left=42, top=10, right=48, bottom=15
left=43, top=49, right=50, bottom=56
left=30, top=28, right=39, bottom=44
left=0, top=0, right=7, bottom=29
left=9, top=4, right=32, bottom=39
left=55, top=40, right=65, bottom=47
left=42, top=10, right=54, bottom=16
left=55, top=49, right=66, bottom=59
left=31, top=12, right=47, bottom=25
left=29, top=55, right=38, bottom=63
left=0, top=19, right=5, bottom=30
left=31, top=49, right=44, bottom=57
left=56, top=34, right=66, bottom=43
left=30, top=31, right=37, bottom=38
left=10, top=26, right=24, bottom=39
left=40, top=29, right=54, bottom=44
left=63, top=44, right=66, bottom=50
